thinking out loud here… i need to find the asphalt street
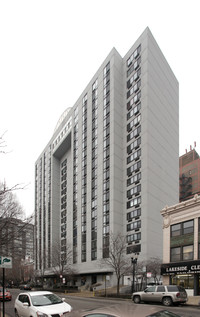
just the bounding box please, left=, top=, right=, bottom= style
left=1, top=288, right=200, bottom=317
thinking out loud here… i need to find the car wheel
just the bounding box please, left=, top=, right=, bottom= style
left=15, top=309, right=19, bottom=317
left=162, top=296, right=173, bottom=306
left=133, top=295, right=141, bottom=304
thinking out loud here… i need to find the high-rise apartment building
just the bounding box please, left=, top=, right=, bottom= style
left=35, top=27, right=179, bottom=287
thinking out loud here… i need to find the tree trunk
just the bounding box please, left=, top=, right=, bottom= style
left=117, top=277, right=120, bottom=296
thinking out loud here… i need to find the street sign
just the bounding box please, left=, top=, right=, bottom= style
left=0, top=256, right=12, bottom=268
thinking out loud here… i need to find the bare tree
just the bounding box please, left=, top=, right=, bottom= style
left=100, top=233, right=131, bottom=296
left=136, top=261, right=147, bottom=291
left=0, top=182, right=25, bottom=251
left=51, top=241, right=76, bottom=286
left=135, top=257, right=162, bottom=291
left=0, top=181, right=34, bottom=255
left=0, top=134, right=33, bottom=252
left=145, top=256, right=162, bottom=284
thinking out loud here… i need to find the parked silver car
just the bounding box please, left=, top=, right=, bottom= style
left=132, top=285, right=188, bottom=306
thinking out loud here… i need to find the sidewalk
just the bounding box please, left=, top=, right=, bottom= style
left=0, top=312, right=10, bottom=317
left=65, top=290, right=200, bottom=306
left=187, top=295, right=200, bottom=306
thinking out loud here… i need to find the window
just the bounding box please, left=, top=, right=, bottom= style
left=127, top=220, right=141, bottom=231
left=171, top=247, right=181, bottom=262
left=127, top=126, right=141, bottom=142
left=183, top=220, right=194, bottom=235
left=127, top=115, right=141, bottom=132
left=171, top=223, right=181, bottom=237
left=127, top=184, right=141, bottom=198
left=127, top=103, right=141, bottom=119
left=103, top=203, right=109, bottom=213
left=127, top=80, right=141, bottom=98
left=91, top=251, right=97, bottom=261
left=127, top=149, right=141, bottom=164
left=127, top=137, right=141, bottom=154
left=127, top=172, right=141, bottom=187
left=183, top=245, right=193, bottom=260
left=92, top=79, right=98, bottom=91
left=127, top=232, right=141, bottom=243
left=127, top=161, right=141, bottom=176
left=127, top=244, right=141, bottom=255
left=146, top=286, right=156, bottom=293
left=103, top=214, right=109, bottom=224
left=171, top=245, right=193, bottom=262
left=126, top=45, right=141, bottom=68
left=103, top=225, right=109, bottom=234
left=127, top=208, right=141, bottom=221
left=157, top=286, right=165, bottom=292
left=18, top=295, right=30, bottom=304
left=127, top=69, right=141, bottom=88
left=133, top=91, right=141, bottom=103
left=127, top=196, right=141, bottom=209
left=171, top=220, right=194, bottom=237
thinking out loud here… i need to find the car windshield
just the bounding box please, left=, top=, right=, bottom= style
left=147, top=310, right=181, bottom=317
left=30, top=293, right=63, bottom=306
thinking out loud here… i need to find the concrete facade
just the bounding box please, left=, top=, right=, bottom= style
left=35, top=27, right=179, bottom=288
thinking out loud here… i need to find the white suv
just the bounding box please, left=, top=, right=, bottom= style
left=132, top=285, right=188, bottom=306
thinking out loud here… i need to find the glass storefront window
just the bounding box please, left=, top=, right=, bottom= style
left=171, top=275, right=193, bottom=289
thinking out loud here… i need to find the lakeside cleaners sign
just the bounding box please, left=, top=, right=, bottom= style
left=161, top=260, right=200, bottom=275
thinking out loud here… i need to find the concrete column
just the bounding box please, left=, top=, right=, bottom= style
left=194, top=218, right=199, bottom=259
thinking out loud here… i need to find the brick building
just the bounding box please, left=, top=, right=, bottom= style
left=179, top=147, right=200, bottom=202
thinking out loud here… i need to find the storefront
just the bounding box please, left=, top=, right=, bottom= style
left=161, top=260, right=200, bottom=295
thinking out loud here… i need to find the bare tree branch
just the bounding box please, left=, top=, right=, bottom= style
left=0, top=181, right=33, bottom=254
left=51, top=241, right=77, bottom=285
left=100, top=232, right=131, bottom=295
left=0, top=132, right=8, bottom=154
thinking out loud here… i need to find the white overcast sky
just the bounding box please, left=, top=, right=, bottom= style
left=0, top=0, right=200, bottom=216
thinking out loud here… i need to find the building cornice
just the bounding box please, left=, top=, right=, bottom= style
left=161, top=194, right=200, bottom=223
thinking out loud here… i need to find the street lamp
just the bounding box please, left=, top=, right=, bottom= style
left=131, top=253, right=138, bottom=293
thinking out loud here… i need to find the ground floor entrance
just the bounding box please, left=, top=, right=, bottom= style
left=161, top=260, right=200, bottom=296
left=171, top=274, right=200, bottom=295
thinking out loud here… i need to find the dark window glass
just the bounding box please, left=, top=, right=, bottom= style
left=183, top=220, right=194, bottom=234
left=183, top=245, right=193, bottom=260
left=157, top=286, right=165, bottom=292
left=171, top=247, right=181, bottom=262
left=171, top=223, right=181, bottom=237
left=146, top=286, right=156, bottom=292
